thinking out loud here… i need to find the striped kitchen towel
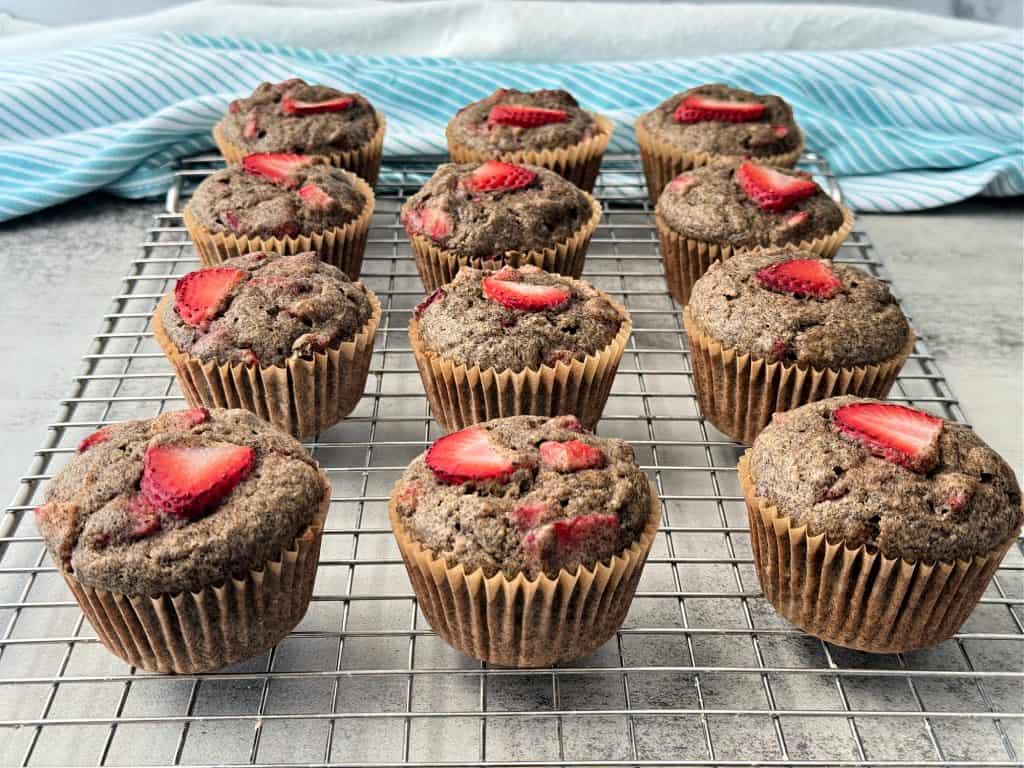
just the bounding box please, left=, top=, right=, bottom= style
left=0, top=32, right=1021, bottom=221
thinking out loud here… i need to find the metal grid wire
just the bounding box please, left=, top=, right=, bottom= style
left=1, top=154, right=1021, bottom=768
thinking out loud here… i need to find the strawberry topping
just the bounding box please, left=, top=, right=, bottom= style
left=674, top=94, right=765, bottom=124
left=242, top=153, right=314, bottom=189
left=298, top=183, right=334, bottom=211
left=425, top=426, right=517, bottom=485
left=78, top=428, right=111, bottom=453
left=539, top=440, right=605, bottom=472
left=522, top=513, right=619, bottom=568
left=756, top=258, right=842, bottom=300
left=141, top=442, right=256, bottom=519
left=832, top=402, right=943, bottom=473
left=403, top=206, right=452, bottom=242
left=487, top=105, right=568, bottom=128
left=667, top=173, right=695, bottom=195
left=126, top=496, right=161, bottom=539
left=512, top=500, right=562, bottom=532
left=281, top=95, right=354, bottom=115
left=243, top=113, right=260, bottom=140
left=461, top=160, right=537, bottom=194
left=482, top=268, right=570, bottom=312
left=736, top=161, right=818, bottom=212
left=773, top=125, right=789, bottom=138
left=174, top=267, right=245, bottom=328
left=413, top=288, right=446, bottom=318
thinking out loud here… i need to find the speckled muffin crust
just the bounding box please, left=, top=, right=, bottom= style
left=748, top=396, right=1022, bottom=562
left=218, top=79, right=380, bottom=155
left=391, top=415, right=652, bottom=579
left=34, top=408, right=326, bottom=595
left=688, top=250, right=910, bottom=368
left=657, top=163, right=843, bottom=249
left=638, top=83, right=801, bottom=158
left=413, top=266, right=624, bottom=371
left=401, top=162, right=592, bottom=261
left=447, top=88, right=597, bottom=153
left=160, top=252, right=373, bottom=367
left=187, top=160, right=366, bottom=239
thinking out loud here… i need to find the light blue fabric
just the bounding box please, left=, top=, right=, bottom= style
left=0, top=32, right=1021, bottom=220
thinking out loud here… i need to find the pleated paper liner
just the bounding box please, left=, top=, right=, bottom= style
left=183, top=170, right=375, bottom=279
left=684, top=307, right=914, bottom=446
left=152, top=291, right=381, bottom=439
left=739, top=455, right=1021, bottom=653
left=657, top=206, right=855, bottom=305
left=62, top=471, right=331, bottom=673
left=213, top=113, right=387, bottom=186
left=389, top=480, right=662, bottom=667
left=408, top=193, right=602, bottom=292
left=446, top=114, right=614, bottom=192
left=635, top=116, right=805, bottom=203
left=408, top=296, right=632, bottom=432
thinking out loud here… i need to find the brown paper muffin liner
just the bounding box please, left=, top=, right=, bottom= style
left=408, top=294, right=632, bottom=432
left=635, top=116, right=805, bottom=203
left=389, top=480, right=662, bottom=667
left=684, top=306, right=914, bottom=445
left=657, top=205, right=855, bottom=306
left=739, top=455, right=1020, bottom=653
left=62, top=471, right=331, bottom=673
left=446, top=114, right=614, bottom=192
left=152, top=291, right=381, bottom=439
left=408, top=192, right=602, bottom=292
left=213, top=113, right=387, bottom=186
left=183, top=170, right=375, bottom=279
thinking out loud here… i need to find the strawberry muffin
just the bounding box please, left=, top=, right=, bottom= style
left=184, top=153, right=374, bottom=278
left=656, top=160, right=854, bottom=304
left=152, top=252, right=380, bottom=439
left=636, top=83, right=804, bottom=201
left=214, top=79, right=386, bottom=184
left=741, top=396, right=1022, bottom=653
left=446, top=88, right=613, bottom=191
left=34, top=407, right=331, bottom=672
left=401, top=160, right=601, bottom=290
left=389, top=415, right=661, bottom=665
left=684, top=249, right=913, bottom=444
left=409, top=265, right=632, bottom=431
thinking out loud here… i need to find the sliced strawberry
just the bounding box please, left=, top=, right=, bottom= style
left=674, top=94, right=765, bottom=124
left=404, top=205, right=453, bottom=242
left=243, top=113, right=260, bottom=140
left=141, top=442, right=256, bottom=519
left=462, top=160, right=537, bottom=194
left=773, top=125, right=789, bottom=138
left=482, top=268, right=570, bottom=312
left=487, top=105, right=568, bottom=128
left=832, top=402, right=943, bottom=473
left=174, top=267, right=245, bottom=328
left=298, top=183, right=334, bottom=211
left=523, top=513, right=618, bottom=568
left=126, top=496, right=161, bottom=539
left=413, top=288, right=446, bottom=318
left=667, top=173, right=695, bottom=195
left=756, top=258, right=841, bottom=300
left=78, top=427, right=111, bottom=453
left=242, top=153, right=313, bottom=189
left=425, top=426, right=517, bottom=485
left=512, top=500, right=562, bottom=532
left=736, top=161, right=818, bottom=212
left=281, top=95, right=353, bottom=115
left=539, top=440, right=605, bottom=472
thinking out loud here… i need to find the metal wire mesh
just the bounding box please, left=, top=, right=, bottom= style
left=1, top=154, right=1021, bottom=768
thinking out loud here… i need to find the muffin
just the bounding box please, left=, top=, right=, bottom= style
left=213, top=79, right=386, bottom=184
left=400, top=160, right=601, bottom=291
left=684, top=249, right=913, bottom=444
left=636, top=83, right=804, bottom=201
left=388, top=415, right=661, bottom=666
left=656, top=161, right=854, bottom=304
left=152, top=252, right=380, bottom=439
left=741, top=396, right=1022, bottom=653
left=409, top=265, right=632, bottom=431
left=34, top=407, right=331, bottom=673
left=184, top=154, right=374, bottom=278
left=446, top=88, right=613, bottom=191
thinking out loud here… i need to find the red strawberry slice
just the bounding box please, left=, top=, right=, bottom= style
left=242, top=153, right=313, bottom=189
left=832, top=402, right=943, bottom=473
left=126, top=496, right=161, bottom=539
left=487, top=105, right=568, bottom=128
left=78, top=427, right=111, bottom=453
left=425, top=426, right=517, bottom=485
left=539, top=440, right=605, bottom=472
left=462, top=160, right=537, bottom=194
left=174, top=267, right=245, bottom=328
left=523, top=513, right=618, bottom=568
left=298, top=183, right=334, bottom=211
left=773, top=125, right=789, bottom=138
left=281, top=95, right=353, bottom=115
left=403, top=206, right=452, bottom=242
left=736, top=161, right=818, bottom=212
left=512, top=500, right=562, bottom=532
left=482, top=270, right=570, bottom=312
left=667, top=173, right=695, bottom=195
left=756, top=258, right=841, bottom=299
left=674, top=94, right=765, bottom=124
left=413, top=287, right=446, bottom=318
left=141, top=442, right=256, bottom=519
left=243, top=113, right=260, bottom=139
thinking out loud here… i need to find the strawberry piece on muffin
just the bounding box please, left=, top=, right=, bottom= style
left=488, top=104, right=568, bottom=127
left=674, top=93, right=766, bottom=124
left=461, top=160, right=537, bottom=194
left=426, top=426, right=517, bottom=484
left=756, top=258, right=842, bottom=299
left=737, top=161, right=818, bottom=212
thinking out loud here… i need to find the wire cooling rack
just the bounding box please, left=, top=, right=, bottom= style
left=1, top=154, right=1021, bottom=768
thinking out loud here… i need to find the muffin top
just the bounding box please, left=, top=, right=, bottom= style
left=391, top=415, right=653, bottom=579
left=34, top=408, right=326, bottom=595
left=638, top=83, right=801, bottom=158
left=657, top=162, right=845, bottom=249
left=218, top=79, right=380, bottom=155
left=747, top=396, right=1022, bottom=562
left=160, top=252, right=374, bottom=367
left=400, top=161, right=594, bottom=261
left=187, top=155, right=367, bottom=239
left=688, top=250, right=910, bottom=368
left=412, top=265, right=625, bottom=372
left=447, top=88, right=599, bottom=153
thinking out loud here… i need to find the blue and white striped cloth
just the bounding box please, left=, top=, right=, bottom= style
left=1, top=33, right=1021, bottom=221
